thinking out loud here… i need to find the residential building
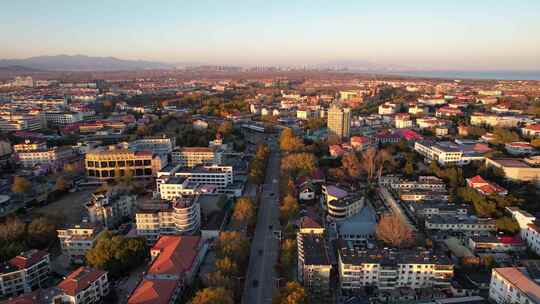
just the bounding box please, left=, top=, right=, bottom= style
left=156, top=164, right=234, bottom=197
left=130, top=136, right=175, bottom=156
left=470, top=113, right=521, bottom=128
left=467, top=235, right=526, bottom=254
left=171, top=147, right=221, bottom=167
left=489, top=267, right=540, bottom=304
left=485, top=158, right=540, bottom=183
left=466, top=175, right=508, bottom=196
left=425, top=215, right=496, bottom=235
left=297, top=233, right=333, bottom=302
left=0, top=250, right=51, bottom=297
left=521, top=124, right=540, bottom=138
left=379, top=175, right=447, bottom=192
left=56, top=267, right=109, bottom=304
left=414, top=141, right=486, bottom=166
left=395, top=114, right=413, bottom=128
left=86, top=188, right=136, bottom=228
left=85, top=147, right=166, bottom=180
left=505, top=142, right=537, bottom=155
left=507, top=207, right=540, bottom=255
left=57, top=223, right=105, bottom=264
left=16, top=146, right=74, bottom=168
left=399, top=190, right=449, bottom=202
left=135, top=196, right=201, bottom=244
left=378, top=102, right=397, bottom=115
left=0, top=114, right=42, bottom=132
left=327, top=195, right=365, bottom=221
left=338, top=242, right=454, bottom=294
left=327, top=103, right=351, bottom=139
left=40, top=111, right=83, bottom=128
left=12, top=140, right=47, bottom=152
left=350, top=136, right=373, bottom=151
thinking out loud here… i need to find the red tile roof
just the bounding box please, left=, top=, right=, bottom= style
left=148, top=235, right=200, bottom=275
left=57, top=267, right=107, bottom=296
left=8, top=250, right=48, bottom=270
left=299, top=216, right=322, bottom=229
left=494, top=268, right=540, bottom=303
left=128, top=278, right=179, bottom=304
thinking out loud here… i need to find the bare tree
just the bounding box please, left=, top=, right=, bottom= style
left=375, top=213, right=413, bottom=247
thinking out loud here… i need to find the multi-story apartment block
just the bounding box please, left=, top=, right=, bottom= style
left=489, top=267, right=540, bottom=304
left=57, top=223, right=105, bottom=264
left=378, top=102, right=397, bottom=115
left=156, top=164, right=234, bottom=197
left=425, top=215, right=496, bottom=235
left=135, top=196, right=201, bottom=244
left=297, top=233, right=333, bottom=302
left=0, top=113, right=42, bottom=131
left=17, top=146, right=74, bottom=168
left=414, top=141, right=485, bottom=166
left=39, top=111, right=84, bottom=128
left=171, top=147, right=221, bottom=167
left=327, top=195, right=365, bottom=221
left=85, top=148, right=166, bottom=181
left=327, top=103, right=351, bottom=139
left=399, top=190, right=449, bottom=202
left=470, top=113, right=522, bottom=128
left=0, top=250, right=51, bottom=296
left=507, top=207, right=540, bottom=255
left=338, top=242, right=454, bottom=294
left=56, top=267, right=109, bottom=304
left=86, top=188, right=136, bottom=228
left=12, top=140, right=47, bottom=152
left=130, top=136, right=175, bottom=156
left=379, top=175, right=447, bottom=192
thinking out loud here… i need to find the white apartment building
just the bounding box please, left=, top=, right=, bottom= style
left=507, top=207, right=540, bottom=255
left=136, top=196, right=201, bottom=244
left=395, top=116, right=413, bottom=128
left=470, top=113, right=521, bottom=128
left=40, top=111, right=84, bottom=128
left=0, top=114, right=42, bottom=131
left=171, top=147, right=221, bottom=167
left=57, top=223, right=105, bottom=264
left=378, top=102, right=397, bottom=115
left=157, top=164, right=233, bottom=189
left=130, top=136, right=175, bottom=156
left=0, top=250, right=51, bottom=296
left=489, top=267, right=540, bottom=304
left=425, top=215, right=497, bottom=234
left=379, top=175, right=447, bottom=192
left=86, top=189, right=136, bottom=228
left=327, top=195, right=365, bottom=221
left=56, top=267, right=109, bottom=304
left=338, top=243, right=454, bottom=294
left=17, top=146, right=74, bottom=168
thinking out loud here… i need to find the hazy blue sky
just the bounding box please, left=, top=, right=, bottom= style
left=1, top=0, right=539, bottom=70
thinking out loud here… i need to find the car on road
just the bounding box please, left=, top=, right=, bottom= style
left=252, top=280, right=259, bottom=287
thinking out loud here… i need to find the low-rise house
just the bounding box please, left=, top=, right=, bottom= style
left=56, top=267, right=109, bottom=304
left=521, top=124, right=540, bottom=138
left=466, top=175, right=508, bottom=196
left=425, top=215, right=496, bottom=235
left=505, top=142, right=536, bottom=155
left=86, top=188, right=136, bottom=228
left=467, top=235, right=526, bottom=254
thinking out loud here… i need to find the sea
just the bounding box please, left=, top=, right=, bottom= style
left=377, top=70, right=540, bottom=81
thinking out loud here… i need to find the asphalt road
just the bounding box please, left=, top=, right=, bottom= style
left=242, top=141, right=281, bottom=304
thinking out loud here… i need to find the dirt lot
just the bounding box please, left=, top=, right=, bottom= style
left=33, top=187, right=98, bottom=225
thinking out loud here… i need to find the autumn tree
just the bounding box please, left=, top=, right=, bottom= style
left=205, top=271, right=234, bottom=290
left=492, top=127, right=520, bottom=145
left=55, top=176, right=68, bottom=191
left=280, top=194, right=300, bottom=223
left=281, top=153, right=317, bottom=178
left=280, top=239, right=297, bottom=279
left=279, top=128, right=304, bottom=153
left=232, top=197, right=255, bottom=228
left=375, top=214, right=413, bottom=248
left=273, top=282, right=307, bottom=304
left=341, top=153, right=361, bottom=179
left=27, top=217, right=58, bottom=249
left=217, top=121, right=233, bottom=137
left=191, top=287, right=234, bottom=304
left=11, top=176, right=31, bottom=194
left=215, top=256, right=239, bottom=277
left=216, top=232, right=249, bottom=262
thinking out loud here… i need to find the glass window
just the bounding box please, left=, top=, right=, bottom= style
left=127, top=160, right=134, bottom=166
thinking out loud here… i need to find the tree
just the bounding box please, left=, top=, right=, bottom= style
left=11, top=176, right=31, bottom=194
left=375, top=214, right=413, bottom=248
left=215, top=257, right=238, bottom=277
left=304, top=117, right=325, bottom=131
left=217, top=121, right=233, bottom=137
left=55, top=176, right=68, bottom=191
left=86, top=232, right=147, bottom=277
left=27, top=217, right=58, bottom=249
left=273, top=281, right=307, bottom=304
left=279, top=128, right=303, bottom=153
left=492, top=127, right=520, bottom=145
left=281, top=153, right=317, bottom=178
left=232, top=197, right=255, bottom=227
left=404, top=160, right=414, bottom=177
left=216, top=232, right=249, bottom=262
left=205, top=271, right=234, bottom=290
left=191, top=287, right=234, bottom=304
left=280, top=194, right=300, bottom=223
left=280, top=239, right=296, bottom=275
left=531, top=138, right=540, bottom=148
left=496, top=216, right=520, bottom=234
left=341, top=153, right=361, bottom=179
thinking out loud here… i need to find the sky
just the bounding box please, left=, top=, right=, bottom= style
left=1, top=0, right=539, bottom=70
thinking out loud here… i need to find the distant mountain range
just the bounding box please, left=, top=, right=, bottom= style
left=0, top=55, right=175, bottom=71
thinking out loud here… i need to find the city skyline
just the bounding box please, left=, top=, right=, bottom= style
left=2, top=0, right=540, bottom=70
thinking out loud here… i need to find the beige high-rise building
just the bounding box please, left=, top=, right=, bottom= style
left=327, top=103, right=351, bottom=139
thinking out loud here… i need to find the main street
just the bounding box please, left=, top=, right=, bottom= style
left=242, top=135, right=281, bottom=304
